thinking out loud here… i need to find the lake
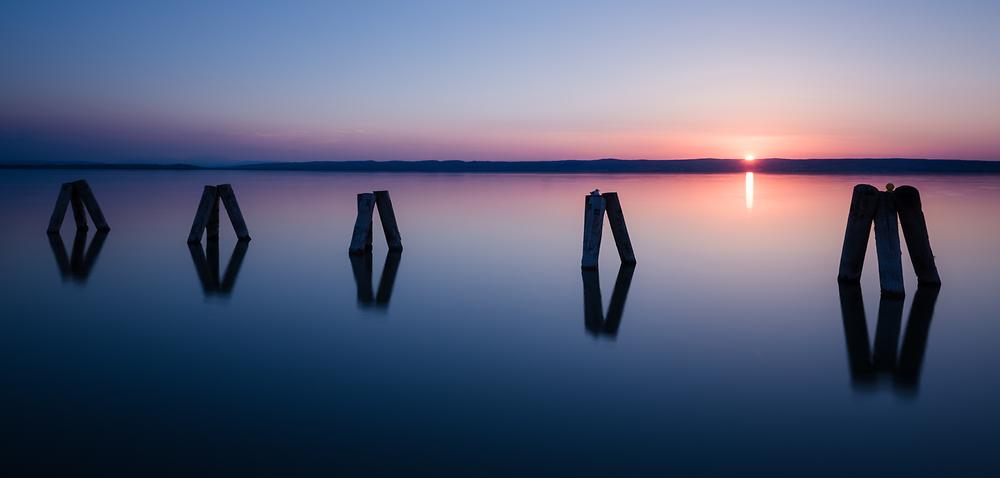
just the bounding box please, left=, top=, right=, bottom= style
left=3, top=170, right=1000, bottom=475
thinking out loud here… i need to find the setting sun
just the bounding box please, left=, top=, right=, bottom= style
left=744, top=154, right=755, bottom=161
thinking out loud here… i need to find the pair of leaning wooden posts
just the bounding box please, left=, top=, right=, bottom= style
left=838, top=184, right=941, bottom=297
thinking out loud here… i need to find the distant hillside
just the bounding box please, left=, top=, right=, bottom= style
left=3, top=158, right=1000, bottom=173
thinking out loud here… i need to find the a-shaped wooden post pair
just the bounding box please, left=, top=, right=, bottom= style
left=349, top=191, right=402, bottom=255
left=187, top=184, right=251, bottom=243
left=838, top=184, right=940, bottom=297
left=581, top=190, right=636, bottom=269
left=47, top=180, right=110, bottom=233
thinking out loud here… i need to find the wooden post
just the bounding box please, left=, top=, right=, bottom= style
left=374, top=190, right=403, bottom=251
left=188, top=186, right=218, bottom=243
left=72, top=180, right=110, bottom=231
left=70, top=188, right=88, bottom=231
left=874, top=191, right=905, bottom=297
left=581, top=191, right=606, bottom=269
left=893, top=186, right=941, bottom=285
left=349, top=193, right=376, bottom=255
left=838, top=184, right=879, bottom=281
left=602, top=192, right=636, bottom=264
left=47, top=183, right=73, bottom=233
left=207, top=195, right=220, bottom=241
left=217, top=184, right=251, bottom=241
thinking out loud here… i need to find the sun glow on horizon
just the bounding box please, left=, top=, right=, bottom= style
left=744, top=154, right=755, bottom=161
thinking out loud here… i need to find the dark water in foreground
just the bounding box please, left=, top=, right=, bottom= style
left=3, top=170, right=1000, bottom=475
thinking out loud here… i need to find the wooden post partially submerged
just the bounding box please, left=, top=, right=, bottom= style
left=837, top=185, right=879, bottom=282
left=581, top=190, right=635, bottom=269
left=349, top=190, right=403, bottom=255
left=893, top=186, right=941, bottom=285
left=602, top=192, right=636, bottom=264
left=188, top=184, right=251, bottom=243
left=47, top=180, right=110, bottom=233
left=580, top=191, right=606, bottom=269
left=873, top=191, right=905, bottom=297
left=837, top=183, right=940, bottom=297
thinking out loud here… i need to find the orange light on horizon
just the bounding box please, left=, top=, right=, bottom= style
left=744, top=154, right=755, bottom=161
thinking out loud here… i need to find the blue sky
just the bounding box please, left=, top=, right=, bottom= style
left=2, top=0, right=999, bottom=162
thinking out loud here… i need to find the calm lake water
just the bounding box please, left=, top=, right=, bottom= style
left=3, top=170, right=1000, bottom=475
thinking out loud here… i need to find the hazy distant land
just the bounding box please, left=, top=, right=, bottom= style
left=3, top=158, right=1000, bottom=174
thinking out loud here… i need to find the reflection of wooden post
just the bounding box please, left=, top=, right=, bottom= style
left=581, top=192, right=606, bottom=269
left=602, top=192, right=636, bottom=264
left=581, top=268, right=604, bottom=331
left=838, top=185, right=879, bottom=281
left=874, top=191, right=904, bottom=297
left=374, top=191, right=403, bottom=251
left=837, top=283, right=876, bottom=385
left=894, top=285, right=940, bottom=390
left=375, top=250, right=403, bottom=306
left=349, top=193, right=376, bottom=255
left=893, top=186, right=940, bottom=285
left=582, top=263, right=636, bottom=338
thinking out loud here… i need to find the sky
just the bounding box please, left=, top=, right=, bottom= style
left=1, top=0, right=999, bottom=163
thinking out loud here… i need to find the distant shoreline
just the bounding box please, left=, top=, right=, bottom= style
left=3, top=158, right=1000, bottom=174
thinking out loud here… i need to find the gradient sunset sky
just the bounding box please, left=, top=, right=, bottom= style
left=2, top=0, right=999, bottom=162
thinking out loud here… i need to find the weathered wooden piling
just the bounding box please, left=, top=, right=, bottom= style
left=581, top=190, right=636, bottom=269
left=580, top=191, right=606, bottom=269
left=349, top=193, right=376, bottom=255
left=839, top=183, right=939, bottom=297
left=188, top=184, right=250, bottom=243
left=72, top=180, right=110, bottom=231
left=893, top=186, right=941, bottom=285
left=873, top=191, right=905, bottom=296
left=374, top=191, right=403, bottom=251
left=349, top=190, right=403, bottom=254
left=602, top=192, right=636, bottom=264
left=217, top=184, right=251, bottom=241
left=837, top=184, right=879, bottom=281
left=47, top=180, right=110, bottom=233
left=188, top=186, right=219, bottom=243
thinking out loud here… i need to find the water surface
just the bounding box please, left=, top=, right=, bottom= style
left=3, top=170, right=1000, bottom=475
